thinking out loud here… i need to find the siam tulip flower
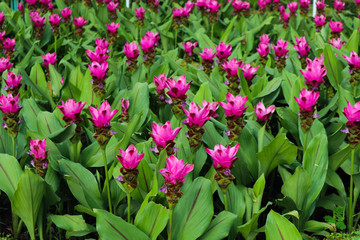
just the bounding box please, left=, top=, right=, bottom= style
left=166, top=75, right=192, bottom=118
left=258, top=0, right=267, bottom=14
left=124, top=42, right=139, bottom=73
left=159, top=155, right=194, bottom=209
left=4, top=71, right=22, bottom=95
left=106, top=22, right=120, bottom=44
left=205, top=143, right=240, bottom=192
left=182, top=41, right=197, bottom=63
left=199, top=48, right=216, bottom=75
left=61, top=8, right=72, bottom=24
left=287, top=1, right=298, bottom=16
left=185, top=0, right=195, bottom=11
left=260, top=34, right=270, bottom=44
left=39, top=0, right=51, bottom=12
left=147, top=0, right=160, bottom=12
left=86, top=47, right=109, bottom=63
left=316, top=0, right=326, bottom=15
left=255, top=102, right=275, bottom=125
left=329, top=21, right=343, bottom=39
left=299, top=0, right=310, bottom=15
left=30, top=11, right=46, bottom=38
left=334, top=0, right=345, bottom=13
left=95, top=38, right=109, bottom=51
left=314, top=14, right=326, bottom=31
left=74, top=17, right=88, bottom=37
left=279, top=5, right=285, bottom=14
left=343, top=102, right=360, bottom=147
left=343, top=51, right=360, bottom=86
left=232, top=0, right=250, bottom=18
left=145, top=31, right=160, bottom=45
left=202, top=100, right=219, bottom=118
left=205, top=0, right=221, bottom=24
left=216, top=42, right=232, bottom=64
left=0, top=30, right=5, bottom=42
left=293, top=36, right=311, bottom=68
left=2, top=38, right=16, bottom=59
left=28, top=139, right=49, bottom=177
left=242, top=63, right=259, bottom=85
left=107, top=1, right=119, bottom=19
left=172, top=7, right=191, bottom=28
left=57, top=99, right=86, bottom=125
left=273, top=38, right=289, bottom=70
left=41, top=52, right=57, bottom=68
left=0, top=94, right=22, bottom=138
left=0, top=57, right=13, bottom=85
left=135, top=7, right=146, bottom=26
left=88, top=100, right=118, bottom=147
left=49, top=14, right=61, bottom=36
left=141, top=32, right=159, bottom=67
left=149, top=121, right=182, bottom=154
left=18, top=3, right=24, bottom=13
left=257, top=43, right=270, bottom=65
left=154, top=74, right=168, bottom=102
left=273, top=0, right=280, bottom=11
left=48, top=2, right=53, bottom=12
left=280, top=11, right=290, bottom=29
left=119, top=98, right=129, bottom=123
left=295, top=89, right=319, bottom=131
left=88, top=61, right=109, bottom=96
left=330, top=38, right=345, bottom=49
left=0, top=12, right=5, bottom=29
left=222, top=58, right=244, bottom=95
left=300, top=57, right=327, bottom=91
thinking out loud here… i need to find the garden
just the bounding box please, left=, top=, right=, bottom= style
left=0, top=0, right=360, bottom=239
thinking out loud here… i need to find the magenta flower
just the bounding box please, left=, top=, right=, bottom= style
left=159, top=155, right=194, bottom=185
left=49, top=14, right=61, bottom=26
left=154, top=74, right=168, bottom=97
left=0, top=11, right=5, bottom=25
left=0, top=94, right=22, bottom=114
left=314, top=14, right=326, bottom=26
left=257, top=43, right=270, bottom=57
left=3, top=38, right=15, bottom=52
left=205, top=143, right=240, bottom=169
left=185, top=0, right=195, bottom=10
left=0, top=31, right=5, bottom=41
left=29, top=139, right=47, bottom=160
left=124, top=42, right=139, bottom=59
left=299, top=0, right=310, bottom=8
left=279, top=5, right=285, bottom=13
left=199, top=47, right=216, bottom=60
left=343, top=102, right=360, bottom=128
left=273, top=39, right=289, bottom=58
left=57, top=99, right=86, bottom=124
left=329, top=21, right=343, bottom=33
left=220, top=92, right=248, bottom=117
left=107, top=1, right=119, bottom=12
left=116, top=145, right=144, bottom=169
left=4, top=72, right=22, bottom=94
left=74, top=16, right=88, bottom=27
left=330, top=38, right=345, bottom=49
left=88, top=61, right=108, bottom=80
left=255, top=102, right=275, bottom=122
left=182, top=102, right=210, bottom=127
left=89, top=101, right=118, bottom=128
left=182, top=41, right=197, bottom=56
left=86, top=47, right=109, bottom=63
left=287, top=1, right=298, bottom=13
left=258, top=0, right=267, bottom=10
left=18, top=3, right=24, bottom=11
left=135, top=7, right=146, bottom=19
left=0, top=57, right=13, bottom=74
left=293, top=36, right=310, bottom=57
left=41, top=52, right=57, bottom=67
left=300, top=58, right=327, bottom=91
left=260, top=34, right=270, bottom=44
left=30, top=12, right=46, bottom=28
left=26, top=0, right=37, bottom=5
left=61, top=8, right=72, bottom=19
left=144, top=31, right=160, bottom=45
left=95, top=38, right=109, bottom=50
left=149, top=121, right=182, bottom=150
left=334, top=0, right=345, bottom=12
left=216, top=42, right=232, bottom=61
left=106, top=22, right=120, bottom=34
left=232, top=0, right=250, bottom=13
left=222, top=58, right=243, bottom=78
left=242, top=63, right=259, bottom=83
left=202, top=100, right=219, bottom=118
left=121, top=98, right=129, bottom=113
left=316, top=0, right=325, bottom=10
left=166, top=75, right=192, bottom=101
left=141, top=35, right=156, bottom=53
left=343, top=52, right=360, bottom=69
left=295, top=89, right=319, bottom=112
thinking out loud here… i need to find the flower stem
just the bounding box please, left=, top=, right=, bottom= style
left=54, top=35, right=57, bottom=54
left=102, top=148, right=112, bottom=213
left=127, top=192, right=131, bottom=223
left=349, top=148, right=355, bottom=232
left=11, top=136, right=15, bottom=158
left=168, top=209, right=173, bottom=240
left=174, top=29, right=178, bottom=48
left=211, top=24, right=214, bottom=41
left=303, top=131, right=308, bottom=154
left=354, top=85, right=357, bottom=98
left=223, top=192, right=228, bottom=211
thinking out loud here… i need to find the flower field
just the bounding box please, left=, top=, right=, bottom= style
left=0, top=0, right=360, bottom=239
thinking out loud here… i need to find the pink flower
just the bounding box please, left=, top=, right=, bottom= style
left=206, top=0, right=221, bottom=12
left=124, top=42, right=139, bottom=59
left=216, top=42, right=232, bottom=60
left=95, top=38, right=109, bottom=50
left=106, top=22, right=120, bottom=34
left=5, top=72, right=22, bottom=89
left=182, top=102, right=210, bottom=127
left=260, top=34, right=270, bottom=44
left=3, top=38, right=16, bottom=51
left=185, top=0, right=195, bottom=10
left=121, top=98, right=129, bottom=112
left=141, top=36, right=156, bottom=53
left=48, top=3, right=53, bottom=11
left=0, top=11, right=5, bottom=24
left=205, top=143, right=240, bottom=169
left=166, top=75, right=192, bottom=100
left=61, top=8, right=72, bottom=19
left=334, top=0, right=345, bottom=12
left=41, top=52, right=57, bottom=67
left=343, top=51, right=360, bottom=69
left=86, top=47, right=109, bottom=63
left=219, top=92, right=248, bottom=117
left=39, top=0, right=51, bottom=4
left=144, top=31, right=160, bottom=45
left=199, top=48, right=216, bottom=60
left=26, top=0, right=37, bottom=5
left=273, top=39, right=289, bottom=57
left=135, top=7, right=146, bottom=19
left=279, top=5, right=285, bottom=13
left=222, top=58, right=243, bottom=77
left=255, top=102, right=275, bottom=122
left=0, top=31, right=5, bottom=41
left=0, top=57, right=13, bottom=73
left=88, top=100, right=118, bottom=128
left=281, top=11, right=290, bottom=22
left=258, top=0, right=267, bottom=10
left=29, top=139, right=47, bottom=160
left=316, top=0, right=325, bottom=10
left=330, top=38, right=345, bottom=49
left=30, top=12, right=46, bottom=27
left=294, top=89, right=319, bottom=112
left=343, top=102, right=360, bottom=127
left=149, top=121, right=182, bottom=149
left=88, top=61, right=108, bottom=80
left=57, top=99, right=86, bottom=123
left=116, top=145, right=144, bottom=169
left=287, top=1, right=298, bottom=12
left=257, top=43, right=270, bottom=56
left=293, top=36, right=310, bottom=57
left=242, top=63, right=259, bottom=82
left=232, top=0, right=250, bottom=11
left=172, top=7, right=184, bottom=17
left=154, top=74, right=168, bottom=93
left=0, top=94, right=22, bottom=114
left=74, top=16, right=88, bottom=27
left=314, top=14, right=326, bottom=26
left=49, top=14, right=61, bottom=26
left=182, top=41, right=197, bottom=56
left=159, top=155, right=194, bottom=185
left=202, top=100, right=219, bottom=118
left=18, top=3, right=24, bottom=11
left=107, top=1, right=119, bottom=11
left=300, top=57, right=327, bottom=90
left=299, top=0, right=310, bottom=7
left=329, top=21, right=343, bottom=33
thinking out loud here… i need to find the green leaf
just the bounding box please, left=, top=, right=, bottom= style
left=95, top=209, right=150, bottom=240
left=0, top=154, right=23, bottom=201
left=265, top=210, right=302, bottom=240
left=345, top=29, right=359, bottom=53
left=198, top=211, right=237, bottom=240
left=172, top=177, right=213, bottom=240
left=134, top=202, right=169, bottom=240
left=36, top=111, right=62, bottom=138
left=257, top=133, right=297, bottom=177
left=48, top=124, right=76, bottom=143
left=323, top=44, right=342, bottom=90
left=48, top=64, right=62, bottom=96
left=237, top=203, right=270, bottom=239
left=12, top=170, right=45, bottom=240
left=192, top=82, right=213, bottom=105
left=50, top=214, right=90, bottom=238
left=128, top=82, right=149, bottom=131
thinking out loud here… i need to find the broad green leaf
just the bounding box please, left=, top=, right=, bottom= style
left=0, top=154, right=23, bottom=201
left=48, top=124, right=76, bottom=143
left=48, top=65, right=62, bottom=96
left=237, top=203, right=270, bottom=239
left=128, top=82, right=149, bottom=131
left=50, top=214, right=90, bottom=238
left=193, top=82, right=213, bottom=105
left=36, top=111, right=62, bottom=138
left=323, top=44, right=342, bottom=90
left=265, top=210, right=302, bottom=240
left=345, top=28, right=359, bottom=53
left=199, top=211, right=237, bottom=240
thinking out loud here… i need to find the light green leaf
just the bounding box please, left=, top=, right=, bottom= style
left=265, top=210, right=302, bottom=240
left=199, top=211, right=237, bottom=240
left=0, top=154, right=23, bottom=201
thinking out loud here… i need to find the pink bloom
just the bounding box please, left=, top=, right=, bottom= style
left=74, top=16, right=88, bottom=27
left=106, top=22, right=120, bottom=34
left=219, top=92, right=248, bottom=117
left=242, top=63, right=259, bottom=82
left=26, top=0, right=37, bottom=5
left=49, top=14, right=61, bottom=26
left=166, top=75, right=192, bottom=100
left=0, top=94, right=22, bottom=114
left=343, top=51, right=360, bottom=69
left=30, top=12, right=46, bottom=27
left=124, top=42, right=139, bottom=59
left=107, top=1, right=119, bottom=11
left=154, top=74, right=168, bottom=93
left=330, top=38, right=345, bottom=49
left=314, top=14, right=326, bottom=26
left=121, top=98, right=129, bottom=112
left=329, top=21, right=343, bottom=33
left=3, top=38, right=16, bottom=51
left=206, top=0, right=221, bottom=12
left=0, top=31, right=5, bottom=41
left=300, top=58, right=327, bottom=90
left=172, top=7, right=184, bottom=17
left=182, top=102, right=210, bottom=127
left=281, top=11, right=290, bottom=22
left=159, top=155, right=194, bottom=185
left=39, top=0, right=51, bottom=4
left=258, top=0, right=267, bottom=10
left=279, top=5, right=285, bottom=13
left=199, top=47, right=216, bottom=60
left=257, top=43, right=270, bottom=56
left=149, top=121, right=182, bottom=149
left=41, top=52, right=57, bottom=67
left=287, top=1, right=298, bottom=12
left=334, top=0, right=345, bottom=12
left=202, top=100, right=219, bottom=118
left=88, top=61, right=108, bottom=80
left=57, top=99, right=86, bottom=123
left=116, top=145, right=144, bottom=169
left=141, top=36, right=156, bottom=53
left=273, top=39, right=289, bottom=57
left=293, top=36, right=310, bottom=57
left=0, top=57, right=13, bottom=73
left=222, top=58, right=243, bottom=77
left=185, top=0, right=195, bottom=10
left=316, top=0, right=325, bottom=10
left=86, top=47, right=109, bottom=63
left=216, top=42, right=232, bottom=60
left=232, top=0, right=250, bottom=11
left=182, top=41, right=198, bottom=56
left=255, top=102, right=275, bottom=122
left=135, top=7, right=146, bottom=19
left=0, top=12, right=5, bottom=24
left=61, top=8, right=72, bottom=19
left=294, top=89, right=319, bottom=112
left=299, top=0, right=310, bottom=7
left=48, top=3, right=53, bottom=11
left=95, top=38, right=109, bottom=50
left=205, top=143, right=240, bottom=169
left=5, top=72, right=22, bottom=89
left=343, top=102, right=360, bottom=127
left=88, top=100, right=118, bottom=128
left=29, top=139, right=47, bottom=160
left=18, top=3, right=24, bottom=11
left=144, top=31, right=160, bottom=45
left=260, top=34, right=270, bottom=44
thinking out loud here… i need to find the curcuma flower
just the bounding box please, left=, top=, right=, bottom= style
left=300, top=57, right=327, bottom=91
left=330, top=38, right=345, bottom=49
left=141, top=32, right=159, bottom=67
left=316, top=0, right=326, bottom=15
left=255, top=102, right=275, bottom=126
left=86, top=47, right=109, bottom=63
left=182, top=41, right=198, bottom=63
left=49, top=14, right=61, bottom=36
left=89, top=61, right=109, bottom=97
left=61, top=8, right=72, bottom=25
left=242, top=63, right=259, bottom=85
left=119, top=98, right=129, bottom=123
left=42, top=52, right=57, bottom=68
left=295, top=89, right=319, bottom=132
left=88, top=100, right=118, bottom=147
left=124, top=42, right=139, bottom=73
left=216, top=42, right=232, bottom=65
left=329, top=21, right=343, bottom=39
left=343, top=102, right=360, bottom=147
left=74, top=17, right=88, bottom=37
left=166, top=75, right=192, bottom=119
left=0, top=57, right=13, bottom=86
left=199, top=48, right=216, bottom=75
left=28, top=139, right=49, bottom=178
left=273, top=39, right=289, bottom=71
left=0, top=94, right=22, bottom=138
left=116, top=145, right=144, bottom=192
left=159, top=155, right=194, bottom=209
left=154, top=74, right=168, bottom=103
left=149, top=121, right=182, bottom=155
left=314, top=15, right=326, bottom=32
left=135, top=7, right=146, bottom=26
left=205, top=143, right=240, bottom=192
left=106, top=22, right=120, bottom=44
left=57, top=99, right=86, bottom=125
left=222, top=58, right=244, bottom=95
left=334, top=0, right=345, bottom=13
left=299, top=0, right=310, bottom=15
left=4, top=71, right=22, bottom=95
left=343, top=51, right=360, bottom=87
left=293, top=36, right=310, bottom=68
left=3, top=38, right=16, bottom=59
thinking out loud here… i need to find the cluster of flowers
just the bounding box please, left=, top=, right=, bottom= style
left=230, top=0, right=250, bottom=17
left=172, top=2, right=194, bottom=29
left=195, top=0, right=221, bottom=24
left=24, top=0, right=53, bottom=13
left=0, top=30, right=16, bottom=60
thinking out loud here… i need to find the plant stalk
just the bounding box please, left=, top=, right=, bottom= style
left=102, top=148, right=113, bottom=213
left=174, top=29, right=178, bottom=49
left=349, top=148, right=355, bottom=232
left=303, top=131, right=308, bottom=154
left=168, top=209, right=173, bottom=240
left=223, top=192, right=228, bottom=211
left=127, top=192, right=131, bottom=223
left=211, top=24, right=215, bottom=41
left=11, top=136, right=15, bottom=158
